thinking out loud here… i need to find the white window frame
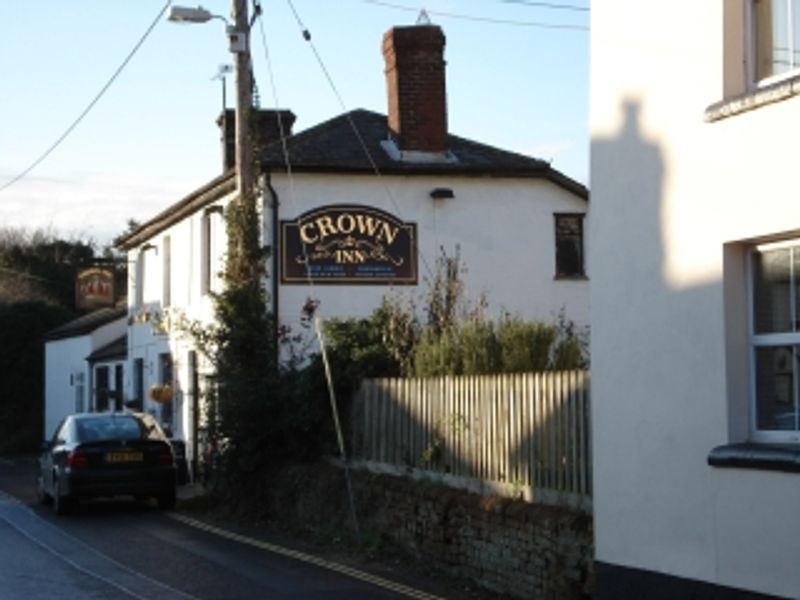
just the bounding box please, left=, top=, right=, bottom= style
left=748, top=0, right=800, bottom=88
left=162, top=235, right=172, bottom=308
left=201, top=206, right=224, bottom=296
left=135, top=251, right=146, bottom=309
left=201, top=213, right=211, bottom=296
left=748, top=239, right=800, bottom=444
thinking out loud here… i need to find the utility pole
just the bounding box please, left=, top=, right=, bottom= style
left=231, top=0, right=253, bottom=198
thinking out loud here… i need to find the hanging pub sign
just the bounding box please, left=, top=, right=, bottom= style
left=281, top=204, right=417, bottom=285
left=76, top=265, right=115, bottom=309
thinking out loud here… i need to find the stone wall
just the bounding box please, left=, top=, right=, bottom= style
left=268, top=463, right=594, bottom=599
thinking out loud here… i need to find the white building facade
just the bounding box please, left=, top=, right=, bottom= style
left=44, top=308, right=127, bottom=439
left=590, top=1, right=800, bottom=598
left=117, top=23, right=589, bottom=482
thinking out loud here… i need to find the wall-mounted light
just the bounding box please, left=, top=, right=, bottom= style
left=139, top=243, right=158, bottom=255
left=430, top=188, right=454, bottom=200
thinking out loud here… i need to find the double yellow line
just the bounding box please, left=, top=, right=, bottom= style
left=169, top=513, right=444, bottom=600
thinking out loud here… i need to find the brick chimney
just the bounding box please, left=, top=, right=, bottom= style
left=217, top=109, right=296, bottom=171
left=382, top=25, right=448, bottom=154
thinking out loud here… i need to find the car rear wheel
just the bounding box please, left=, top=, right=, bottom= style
left=53, top=478, right=71, bottom=516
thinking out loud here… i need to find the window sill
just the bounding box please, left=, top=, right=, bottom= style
left=705, top=74, right=800, bottom=122
left=554, top=275, right=589, bottom=281
left=707, top=442, right=800, bottom=473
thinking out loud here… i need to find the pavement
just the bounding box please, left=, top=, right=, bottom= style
left=176, top=481, right=207, bottom=501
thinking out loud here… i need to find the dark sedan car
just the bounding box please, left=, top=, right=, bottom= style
left=37, top=412, right=177, bottom=515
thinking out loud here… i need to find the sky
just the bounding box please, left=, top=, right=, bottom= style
left=0, top=0, right=589, bottom=247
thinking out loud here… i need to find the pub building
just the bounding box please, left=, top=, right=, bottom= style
left=113, top=23, right=588, bottom=477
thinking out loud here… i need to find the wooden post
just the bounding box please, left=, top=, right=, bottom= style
left=231, top=0, right=253, bottom=198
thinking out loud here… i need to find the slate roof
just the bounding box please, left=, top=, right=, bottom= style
left=258, top=109, right=588, bottom=197
left=45, top=307, right=127, bottom=342
left=87, top=334, right=127, bottom=363
left=117, top=109, right=587, bottom=249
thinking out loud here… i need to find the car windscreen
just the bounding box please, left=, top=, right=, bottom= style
left=75, top=416, right=146, bottom=442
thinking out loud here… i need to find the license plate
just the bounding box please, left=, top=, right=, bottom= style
left=105, top=451, right=143, bottom=463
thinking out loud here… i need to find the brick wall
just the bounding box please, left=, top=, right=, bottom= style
left=382, top=25, right=448, bottom=152
left=268, top=463, right=594, bottom=599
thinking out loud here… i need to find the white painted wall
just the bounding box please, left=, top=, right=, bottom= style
left=45, top=337, right=92, bottom=440
left=266, top=173, right=588, bottom=334
left=590, top=1, right=800, bottom=596
left=43, top=316, right=126, bottom=440
left=126, top=189, right=235, bottom=467
left=127, top=172, right=587, bottom=476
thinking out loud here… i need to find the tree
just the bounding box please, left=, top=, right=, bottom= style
left=0, top=227, right=95, bottom=310
left=0, top=227, right=117, bottom=453
left=191, top=194, right=332, bottom=507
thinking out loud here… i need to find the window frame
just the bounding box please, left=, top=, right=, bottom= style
left=201, top=213, right=212, bottom=296
left=748, top=0, right=800, bottom=89
left=554, top=213, right=586, bottom=280
left=134, top=252, right=145, bottom=308
left=132, top=357, right=144, bottom=412
left=747, top=239, right=800, bottom=444
left=201, top=206, right=223, bottom=296
left=162, top=235, right=171, bottom=308
left=94, top=365, right=110, bottom=412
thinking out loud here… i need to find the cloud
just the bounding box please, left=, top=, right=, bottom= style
left=0, top=169, right=204, bottom=246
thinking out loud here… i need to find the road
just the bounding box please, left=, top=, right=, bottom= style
left=0, top=457, right=441, bottom=600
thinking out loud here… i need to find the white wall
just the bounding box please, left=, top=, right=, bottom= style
left=266, top=173, right=588, bottom=335
left=127, top=171, right=587, bottom=475
left=590, top=1, right=800, bottom=597
left=45, top=337, right=92, bottom=440
left=43, top=316, right=125, bottom=439
left=126, top=189, right=235, bottom=464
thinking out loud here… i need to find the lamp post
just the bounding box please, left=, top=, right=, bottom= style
left=168, top=2, right=253, bottom=198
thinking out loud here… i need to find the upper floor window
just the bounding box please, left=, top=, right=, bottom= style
left=752, top=0, right=800, bottom=84
left=134, top=252, right=146, bottom=308
left=162, top=235, right=171, bottom=308
left=750, top=240, right=800, bottom=442
left=201, top=207, right=223, bottom=295
left=554, top=214, right=585, bottom=279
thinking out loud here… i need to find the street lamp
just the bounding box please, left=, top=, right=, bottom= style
left=167, top=6, right=216, bottom=23
left=168, top=2, right=253, bottom=197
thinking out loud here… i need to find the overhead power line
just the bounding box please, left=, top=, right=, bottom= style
left=363, top=0, right=589, bottom=30
left=0, top=1, right=172, bottom=194
left=500, top=0, right=590, bottom=12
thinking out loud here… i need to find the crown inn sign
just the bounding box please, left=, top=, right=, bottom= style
left=281, top=205, right=417, bottom=284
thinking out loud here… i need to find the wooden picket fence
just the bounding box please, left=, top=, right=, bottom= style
left=349, top=370, right=591, bottom=511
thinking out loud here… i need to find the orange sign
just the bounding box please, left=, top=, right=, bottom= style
left=76, top=267, right=115, bottom=309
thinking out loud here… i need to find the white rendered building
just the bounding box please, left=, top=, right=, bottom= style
left=44, top=308, right=126, bottom=439
left=116, top=23, right=589, bottom=480
left=590, top=1, right=800, bottom=598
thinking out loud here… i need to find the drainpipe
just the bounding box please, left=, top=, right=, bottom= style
left=265, top=174, right=280, bottom=354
